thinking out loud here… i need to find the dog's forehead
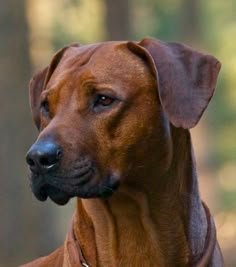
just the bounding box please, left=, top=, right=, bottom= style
left=65, top=41, right=127, bottom=61
left=46, top=41, right=155, bottom=95
left=60, top=42, right=152, bottom=79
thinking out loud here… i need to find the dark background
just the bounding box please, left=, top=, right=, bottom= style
left=0, top=0, right=235, bottom=266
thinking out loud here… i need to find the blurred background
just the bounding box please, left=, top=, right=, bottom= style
left=0, top=0, right=235, bottom=266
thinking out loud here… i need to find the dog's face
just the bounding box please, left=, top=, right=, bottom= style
left=26, top=43, right=167, bottom=204
left=26, top=39, right=221, bottom=205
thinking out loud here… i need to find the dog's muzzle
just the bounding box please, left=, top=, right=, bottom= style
left=26, top=139, right=71, bottom=204
left=26, top=139, right=120, bottom=204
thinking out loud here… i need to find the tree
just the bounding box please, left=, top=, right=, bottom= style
left=105, top=0, right=131, bottom=40
left=0, top=1, right=57, bottom=265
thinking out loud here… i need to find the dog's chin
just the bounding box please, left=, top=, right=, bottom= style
left=30, top=172, right=120, bottom=205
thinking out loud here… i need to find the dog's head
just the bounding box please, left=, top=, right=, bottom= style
left=26, top=38, right=221, bottom=205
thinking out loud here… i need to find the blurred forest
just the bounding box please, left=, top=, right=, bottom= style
left=0, top=0, right=235, bottom=266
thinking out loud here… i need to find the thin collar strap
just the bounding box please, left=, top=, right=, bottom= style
left=66, top=214, right=90, bottom=267
left=66, top=202, right=216, bottom=267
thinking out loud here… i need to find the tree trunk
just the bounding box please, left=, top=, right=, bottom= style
left=0, top=1, right=57, bottom=265
left=180, top=0, right=202, bottom=44
left=105, top=0, right=131, bottom=40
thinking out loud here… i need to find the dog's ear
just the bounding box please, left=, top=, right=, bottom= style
left=29, top=44, right=79, bottom=129
left=29, top=67, right=48, bottom=129
left=127, top=38, right=221, bottom=129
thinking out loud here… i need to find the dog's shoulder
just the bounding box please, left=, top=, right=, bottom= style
left=19, top=246, right=64, bottom=267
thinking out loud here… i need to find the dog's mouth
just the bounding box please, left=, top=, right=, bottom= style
left=29, top=166, right=120, bottom=205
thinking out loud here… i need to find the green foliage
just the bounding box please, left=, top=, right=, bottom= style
left=131, top=0, right=183, bottom=41
left=50, top=0, right=106, bottom=50
left=202, top=1, right=236, bottom=169
left=221, top=190, right=236, bottom=211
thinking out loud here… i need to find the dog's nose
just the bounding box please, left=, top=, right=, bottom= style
left=26, top=141, right=62, bottom=173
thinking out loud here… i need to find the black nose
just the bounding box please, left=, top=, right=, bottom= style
left=26, top=141, right=62, bottom=173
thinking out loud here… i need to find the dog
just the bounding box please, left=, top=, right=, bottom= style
left=21, top=37, right=223, bottom=266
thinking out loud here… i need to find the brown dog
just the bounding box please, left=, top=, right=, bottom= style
left=21, top=38, right=223, bottom=267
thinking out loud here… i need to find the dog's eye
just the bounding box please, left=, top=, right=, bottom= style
left=40, top=100, right=49, bottom=113
left=94, top=95, right=115, bottom=107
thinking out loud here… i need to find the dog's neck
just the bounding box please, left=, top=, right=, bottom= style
left=74, top=128, right=207, bottom=267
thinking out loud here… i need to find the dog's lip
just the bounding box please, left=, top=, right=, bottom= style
left=77, top=173, right=120, bottom=199
left=46, top=185, right=70, bottom=205
left=33, top=186, right=48, bottom=202
left=30, top=167, right=94, bottom=204
left=33, top=184, right=70, bottom=205
left=30, top=166, right=121, bottom=203
left=48, top=170, right=92, bottom=186
left=30, top=166, right=93, bottom=189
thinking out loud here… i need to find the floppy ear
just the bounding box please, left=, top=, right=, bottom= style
left=127, top=38, right=221, bottom=129
left=29, top=44, right=79, bottom=129
left=29, top=67, right=48, bottom=129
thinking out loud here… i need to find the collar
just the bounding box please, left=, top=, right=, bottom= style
left=63, top=215, right=90, bottom=267
left=63, top=202, right=216, bottom=267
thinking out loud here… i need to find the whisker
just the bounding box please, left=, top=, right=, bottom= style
left=103, top=186, right=114, bottom=193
